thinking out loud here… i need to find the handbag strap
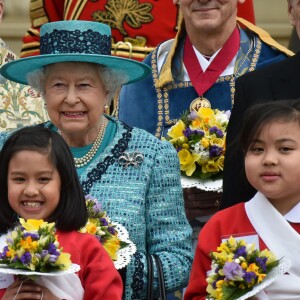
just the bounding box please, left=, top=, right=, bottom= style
left=153, top=254, right=167, bottom=300
left=147, top=254, right=154, bottom=300
left=147, top=254, right=167, bottom=300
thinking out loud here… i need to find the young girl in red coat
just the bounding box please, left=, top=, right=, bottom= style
left=0, top=126, right=122, bottom=300
left=184, top=99, right=300, bottom=300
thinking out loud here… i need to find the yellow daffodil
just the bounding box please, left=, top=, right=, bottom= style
left=103, top=236, right=121, bottom=261
left=260, top=249, right=277, bottom=265
left=202, top=160, right=219, bottom=173
left=56, top=252, right=72, bottom=270
left=167, top=120, right=186, bottom=140
left=196, top=107, right=215, bottom=122
left=200, top=137, right=210, bottom=148
left=19, top=218, right=44, bottom=231
left=178, top=149, right=200, bottom=176
left=210, top=137, right=225, bottom=148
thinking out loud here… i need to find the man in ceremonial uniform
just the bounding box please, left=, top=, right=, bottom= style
left=0, top=0, right=48, bottom=132
left=115, top=0, right=293, bottom=236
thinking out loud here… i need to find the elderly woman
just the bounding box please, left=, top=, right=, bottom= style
left=0, top=21, right=193, bottom=299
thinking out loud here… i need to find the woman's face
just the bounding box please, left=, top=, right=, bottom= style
left=44, top=62, right=108, bottom=143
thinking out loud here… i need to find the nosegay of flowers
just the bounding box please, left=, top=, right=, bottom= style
left=167, top=107, right=230, bottom=178
left=80, top=194, right=127, bottom=261
left=206, top=236, right=279, bottom=300
left=0, top=218, right=71, bottom=272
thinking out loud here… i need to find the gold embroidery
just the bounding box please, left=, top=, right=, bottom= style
left=31, top=0, right=49, bottom=28
left=92, top=0, right=153, bottom=36
left=65, top=0, right=89, bottom=20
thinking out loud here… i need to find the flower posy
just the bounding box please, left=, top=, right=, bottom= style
left=206, top=236, right=279, bottom=300
left=167, top=107, right=230, bottom=178
left=0, top=218, right=71, bottom=272
left=80, top=194, right=127, bottom=261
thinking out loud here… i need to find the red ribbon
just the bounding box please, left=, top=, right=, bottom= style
left=183, top=27, right=240, bottom=96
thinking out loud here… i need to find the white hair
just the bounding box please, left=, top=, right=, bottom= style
left=27, top=64, right=129, bottom=105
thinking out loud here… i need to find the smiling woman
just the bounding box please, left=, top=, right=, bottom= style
left=0, top=20, right=194, bottom=300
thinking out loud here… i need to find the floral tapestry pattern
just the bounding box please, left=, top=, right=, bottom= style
left=0, top=39, right=48, bottom=132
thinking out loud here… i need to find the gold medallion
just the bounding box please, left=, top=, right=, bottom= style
left=189, top=97, right=211, bottom=112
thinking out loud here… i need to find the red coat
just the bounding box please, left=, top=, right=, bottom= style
left=184, top=203, right=300, bottom=300
left=0, top=230, right=123, bottom=299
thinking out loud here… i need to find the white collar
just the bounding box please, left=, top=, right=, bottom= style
left=284, top=201, right=300, bottom=223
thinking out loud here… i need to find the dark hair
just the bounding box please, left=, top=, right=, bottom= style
left=0, top=126, right=87, bottom=233
left=239, top=99, right=300, bottom=154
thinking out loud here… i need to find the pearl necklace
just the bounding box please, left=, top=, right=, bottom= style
left=58, top=116, right=108, bottom=168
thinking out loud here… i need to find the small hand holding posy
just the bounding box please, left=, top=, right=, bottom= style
left=3, top=278, right=60, bottom=300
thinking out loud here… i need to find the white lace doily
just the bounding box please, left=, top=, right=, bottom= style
left=235, top=257, right=291, bottom=300
left=0, top=263, right=80, bottom=276
left=113, top=222, right=136, bottom=270
left=181, top=175, right=223, bottom=192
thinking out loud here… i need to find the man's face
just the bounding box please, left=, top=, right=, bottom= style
left=178, top=0, right=244, bottom=35
left=288, top=0, right=300, bottom=38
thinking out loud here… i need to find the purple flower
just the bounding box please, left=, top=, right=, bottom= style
left=209, top=145, right=223, bottom=158
left=256, top=257, right=267, bottom=273
left=48, top=243, right=60, bottom=256
left=92, top=203, right=102, bottom=215
left=101, top=218, right=108, bottom=226
left=234, top=246, right=247, bottom=259
left=6, top=238, right=13, bottom=244
left=20, top=252, right=31, bottom=265
left=188, top=111, right=198, bottom=120
left=223, top=261, right=244, bottom=281
left=209, top=126, right=224, bottom=138
left=183, top=127, right=204, bottom=138
left=108, top=226, right=115, bottom=235
left=23, top=233, right=39, bottom=240
left=244, top=271, right=257, bottom=283
left=48, top=255, right=58, bottom=263
left=183, top=127, right=193, bottom=138
left=0, top=246, right=9, bottom=259
left=41, top=250, right=49, bottom=258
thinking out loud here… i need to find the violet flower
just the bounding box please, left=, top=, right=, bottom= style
left=223, top=261, right=244, bottom=281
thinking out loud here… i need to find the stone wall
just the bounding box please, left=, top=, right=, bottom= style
left=0, top=0, right=294, bottom=56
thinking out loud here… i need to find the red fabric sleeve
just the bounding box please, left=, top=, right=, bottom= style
left=56, top=231, right=123, bottom=300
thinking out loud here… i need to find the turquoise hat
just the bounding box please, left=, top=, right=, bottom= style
left=0, top=20, right=151, bottom=85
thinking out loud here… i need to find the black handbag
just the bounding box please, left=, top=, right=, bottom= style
left=147, top=254, right=167, bottom=300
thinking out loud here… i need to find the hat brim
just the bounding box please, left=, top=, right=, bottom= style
left=0, top=54, right=151, bottom=85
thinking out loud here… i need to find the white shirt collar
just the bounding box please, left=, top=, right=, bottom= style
left=284, top=202, right=300, bottom=223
